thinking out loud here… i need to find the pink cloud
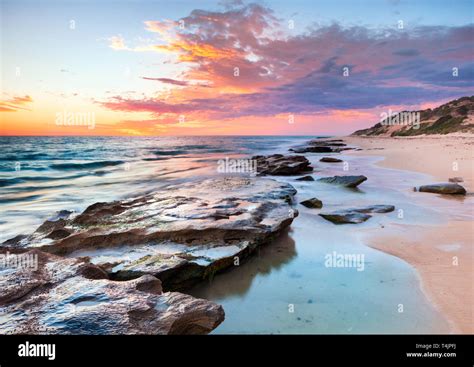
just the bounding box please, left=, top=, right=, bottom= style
left=101, top=2, right=474, bottom=131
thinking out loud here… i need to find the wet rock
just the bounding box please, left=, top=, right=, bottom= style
left=311, top=142, right=346, bottom=147
left=336, top=147, right=355, bottom=152
left=253, top=154, right=313, bottom=176
left=418, top=183, right=466, bottom=195
left=300, top=198, right=323, bottom=209
left=50, top=210, right=74, bottom=221
left=3, top=177, right=298, bottom=290
left=319, top=211, right=371, bottom=224
left=448, top=177, right=464, bottom=183
left=289, top=139, right=350, bottom=153
left=47, top=229, right=72, bottom=240
left=320, top=157, right=343, bottom=163
left=0, top=249, right=224, bottom=335
left=317, top=175, right=367, bottom=188
left=307, top=139, right=346, bottom=146
left=352, top=205, right=395, bottom=213
left=2, top=234, right=28, bottom=246
left=35, top=219, right=69, bottom=235
left=319, top=204, right=394, bottom=224
left=290, top=146, right=334, bottom=153
left=296, top=175, right=315, bottom=181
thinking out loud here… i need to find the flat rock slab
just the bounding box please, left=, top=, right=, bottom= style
left=3, top=177, right=298, bottom=290
left=418, top=183, right=466, bottom=195
left=0, top=249, right=224, bottom=335
left=319, top=205, right=394, bottom=224
left=317, top=175, right=368, bottom=188
left=320, top=157, right=343, bottom=163
left=253, top=154, right=313, bottom=176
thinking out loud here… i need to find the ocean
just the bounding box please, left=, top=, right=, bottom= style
left=0, top=136, right=313, bottom=242
left=0, top=135, right=452, bottom=334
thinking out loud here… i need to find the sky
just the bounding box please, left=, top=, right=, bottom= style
left=1, top=0, right=473, bottom=136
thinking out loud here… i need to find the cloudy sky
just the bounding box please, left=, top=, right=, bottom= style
left=1, top=0, right=473, bottom=135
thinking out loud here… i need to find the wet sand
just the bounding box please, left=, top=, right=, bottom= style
left=347, top=135, right=473, bottom=333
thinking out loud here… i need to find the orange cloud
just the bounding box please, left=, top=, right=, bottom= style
left=0, top=95, right=33, bottom=112
left=153, top=41, right=239, bottom=62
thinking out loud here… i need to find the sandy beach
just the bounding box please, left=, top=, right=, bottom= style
left=345, top=135, right=474, bottom=191
left=346, top=135, right=473, bottom=333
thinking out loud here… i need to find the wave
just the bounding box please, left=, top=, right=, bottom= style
left=150, top=147, right=232, bottom=157
left=0, top=153, right=50, bottom=161
left=50, top=160, right=124, bottom=170
left=0, top=194, right=43, bottom=204
left=1, top=184, right=71, bottom=193
left=179, top=144, right=212, bottom=150
left=151, top=150, right=187, bottom=156
left=142, top=157, right=171, bottom=161
left=0, top=173, right=91, bottom=187
left=0, top=165, right=48, bottom=172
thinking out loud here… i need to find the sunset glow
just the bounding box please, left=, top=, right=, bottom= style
left=1, top=0, right=473, bottom=136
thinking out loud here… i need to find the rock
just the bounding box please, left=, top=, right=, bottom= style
left=1, top=234, right=28, bottom=246
left=448, top=177, right=464, bottom=183
left=307, top=139, right=346, bottom=147
left=336, top=147, right=355, bottom=152
left=253, top=154, right=313, bottom=175
left=352, top=205, right=395, bottom=213
left=418, top=183, right=466, bottom=195
left=289, top=139, right=351, bottom=154
left=317, top=175, right=367, bottom=188
left=3, top=177, right=298, bottom=290
left=300, top=198, right=323, bottom=209
left=320, top=157, right=343, bottom=163
left=296, top=175, right=315, bottom=181
left=290, top=146, right=334, bottom=153
left=0, top=249, right=224, bottom=334
left=319, top=204, right=394, bottom=224
left=319, top=211, right=371, bottom=224
left=313, top=142, right=346, bottom=147
left=49, top=210, right=74, bottom=221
